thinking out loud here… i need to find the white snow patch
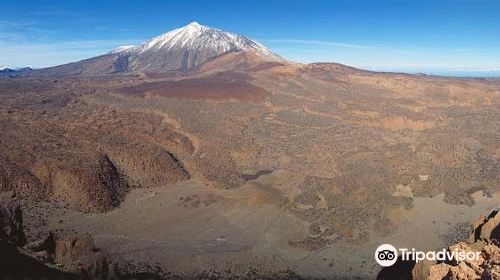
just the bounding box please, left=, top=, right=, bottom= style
left=128, top=21, right=273, bottom=56
left=109, top=45, right=136, bottom=54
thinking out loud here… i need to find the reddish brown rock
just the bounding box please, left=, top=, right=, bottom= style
left=479, top=210, right=500, bottom=241
left=427, top=263, right=450, bottom=280
left=468, top=214, right=486, bottom=243
left=33, top=154, right=129, bottom=213
left=54, top=233, right=97, bottom=269
left=482, top=244, right=500, bottom=263
left=446, top=261, right=480, bottom=279
left=411, top=260, right=432, bottom=280
left=417, top=209, right=500, bottom=280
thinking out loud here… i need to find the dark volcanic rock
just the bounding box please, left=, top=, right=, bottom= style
left=0, top=240, right=79, bottom=280
left=0, top=194, right=27, bottom=246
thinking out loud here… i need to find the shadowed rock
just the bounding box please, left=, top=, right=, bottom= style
left=0, top=194, right=27, bottom=246
left=376, top=257, right=415, bottom=280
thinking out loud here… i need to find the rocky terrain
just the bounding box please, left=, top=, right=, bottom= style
left=0, top=22, right=499, bottom=279
left=1, top=193, right=305, bottom=280
left=376, top=208, right=500, bottom=280
left=411, top=209, right=500, bottom=280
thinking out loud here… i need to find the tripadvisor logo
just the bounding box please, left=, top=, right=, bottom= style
left=374, top=244, right=481, bottom=267
left=375, top=244, right=398, bottom=267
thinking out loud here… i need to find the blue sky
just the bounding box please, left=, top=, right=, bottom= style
left=1, top=0, right=499, bottom=76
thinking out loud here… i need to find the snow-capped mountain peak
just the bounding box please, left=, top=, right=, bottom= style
left=115, top=21, right=272, bottom=57
left=106, top=21, right=277, bottom=72
left=186, top=21, right=202, bottom=27
left=38, top=22, right=283, bottom=75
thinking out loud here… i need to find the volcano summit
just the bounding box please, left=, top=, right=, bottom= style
left=39, top=22, right=279, bottom=75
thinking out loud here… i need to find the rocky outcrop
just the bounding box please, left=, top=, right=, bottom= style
left=0, top=195, right=123, bottom=280
left=0, top=193, right=27, bottom=246
left=29, top=230, right=122, bottom=279
left=106, top=146, right=189, bottom=189
left=32, top=153, right=129, bottom=212
left=54, top=233, right=98, bottom=269
left=0, top=195, right=77, bottom=279
left=48, top=233, right=121, bottom=280
left=472, top=210, right=500, bottom=241
left=413, top=208, right=500, bottom=280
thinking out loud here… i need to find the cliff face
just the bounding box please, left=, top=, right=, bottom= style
left=0, top=193, right=26, bottom=246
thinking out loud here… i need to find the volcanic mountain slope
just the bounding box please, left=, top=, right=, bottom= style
left=36, top=22, right=280, bottom=76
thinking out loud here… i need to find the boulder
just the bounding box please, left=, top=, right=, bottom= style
left=479, top=210, right=500, bottom=241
